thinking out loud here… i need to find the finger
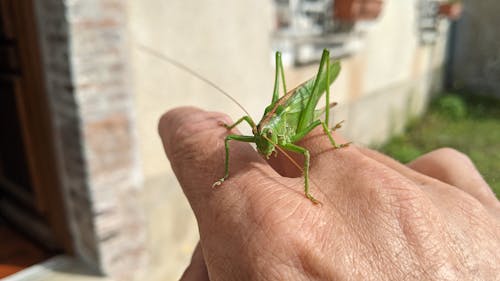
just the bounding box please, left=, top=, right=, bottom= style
left=179, top=242, right=209, bottom=281
left=359, top=145, right=500, bottom=215
left=408, top=148, right=500, bottom=210
left=357, top=146, right=430, bottom=181
left=158, top=107, right=276, bottom=221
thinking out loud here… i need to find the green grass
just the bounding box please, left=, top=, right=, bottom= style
left=379, top=92, right=500, bottom=198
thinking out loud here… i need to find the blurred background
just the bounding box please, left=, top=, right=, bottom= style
left=0, top=0, right=498, bottom=280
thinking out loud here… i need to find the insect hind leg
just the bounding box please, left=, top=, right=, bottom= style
left=271, top=52, right=287, bottom=103
left=281, top=143, right=320, bottom=204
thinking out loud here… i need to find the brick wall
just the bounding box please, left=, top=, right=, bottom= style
left=34, top=0, right=147, bottom=279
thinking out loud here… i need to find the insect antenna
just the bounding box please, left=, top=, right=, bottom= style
left=136, top=43, right=252, bottom=117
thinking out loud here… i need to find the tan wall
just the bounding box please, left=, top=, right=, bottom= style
left=127, top=0, right=275, bottom=279
left=128, top=0, right=275, bottom=180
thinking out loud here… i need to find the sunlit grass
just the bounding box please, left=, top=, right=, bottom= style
left=379, top=92, right=500, bottom=198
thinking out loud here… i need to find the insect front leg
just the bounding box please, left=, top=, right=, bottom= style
left=281, top=143, right=319, bottom=204
left=290, top=119, right=349, bottom=149
left=321, top=122, right=350, bottom=149
left=290, top=120, right=322, bottom=143
left=330, top=120, right=345, bottom=131
left=212, top=134, right=256, bottom=187
left=218, top=115, right=256, bottom=131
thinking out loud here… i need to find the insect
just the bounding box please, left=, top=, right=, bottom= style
left=212, top=49, right=349, bottom=204
left=138, top=44, right=348, bottom=204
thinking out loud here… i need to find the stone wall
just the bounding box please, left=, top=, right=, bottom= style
left=450, top=0, right=500, bottom=97
left=34, top=0, right=147, bottom=279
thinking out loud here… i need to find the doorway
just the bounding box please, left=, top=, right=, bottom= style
left=0, top=0, right=72, bottom=277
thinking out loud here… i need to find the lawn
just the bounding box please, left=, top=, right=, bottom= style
left=379, top=92, right=500, bottom=198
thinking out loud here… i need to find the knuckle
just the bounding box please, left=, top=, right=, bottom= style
left=435, top=147, right=473, bottom=166
left=455, top=191, right=490, bottom=220
left=158, top=106, right=198, bottom=137
left=171, top=115, right=204, bottom=141
left=168, top=111, right=223, bottom=142
left=362, top=162, right=424, bottom=204
left=160, top=108, right=228, bottom=162
left=353, top=159, right=428, bottom=219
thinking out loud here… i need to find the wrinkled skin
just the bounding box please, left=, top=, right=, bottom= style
left=159, top=107, right=500, bottom=281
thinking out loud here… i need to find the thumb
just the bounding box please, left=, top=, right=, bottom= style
left=179, top=242, right=209, bottom=281
left=158, top=107, right=273, bottom=221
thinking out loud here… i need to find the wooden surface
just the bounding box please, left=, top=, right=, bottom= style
left=0, top=222, right=53, bottom=278
left=0, top=0, right=73, bottom=253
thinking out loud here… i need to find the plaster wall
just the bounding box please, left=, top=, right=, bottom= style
left=127, top=0, right=275, bottom=279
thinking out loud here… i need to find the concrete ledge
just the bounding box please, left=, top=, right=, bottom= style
left=3, top=256, right=108, bottom=281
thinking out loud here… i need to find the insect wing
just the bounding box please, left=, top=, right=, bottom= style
left=279, top=60, right=341, bottom=133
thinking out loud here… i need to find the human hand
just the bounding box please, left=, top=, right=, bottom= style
left=159, top=107, right=500, bottom=281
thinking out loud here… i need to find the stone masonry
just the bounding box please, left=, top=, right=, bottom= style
left=34, top=0, right=147, bottom=279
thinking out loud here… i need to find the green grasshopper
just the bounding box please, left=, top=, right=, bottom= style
left=137, top=44, right=348, bottom=204
left=213, top=49, right=349, bottom=204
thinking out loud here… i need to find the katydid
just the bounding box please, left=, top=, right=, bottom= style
left=137, top=44, right=348, bottom=204
left=212, top=49, right=349, bottom=204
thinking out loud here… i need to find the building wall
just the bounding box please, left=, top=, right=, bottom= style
left=128, top=1, right=449, bottom=280
left=451, top=0, right=500, bottom=97
left=34, top=0, right=147, bottom=280
left=127, top=0, right=275, bottom=279
left=324, top=0, right=448, bottom=145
